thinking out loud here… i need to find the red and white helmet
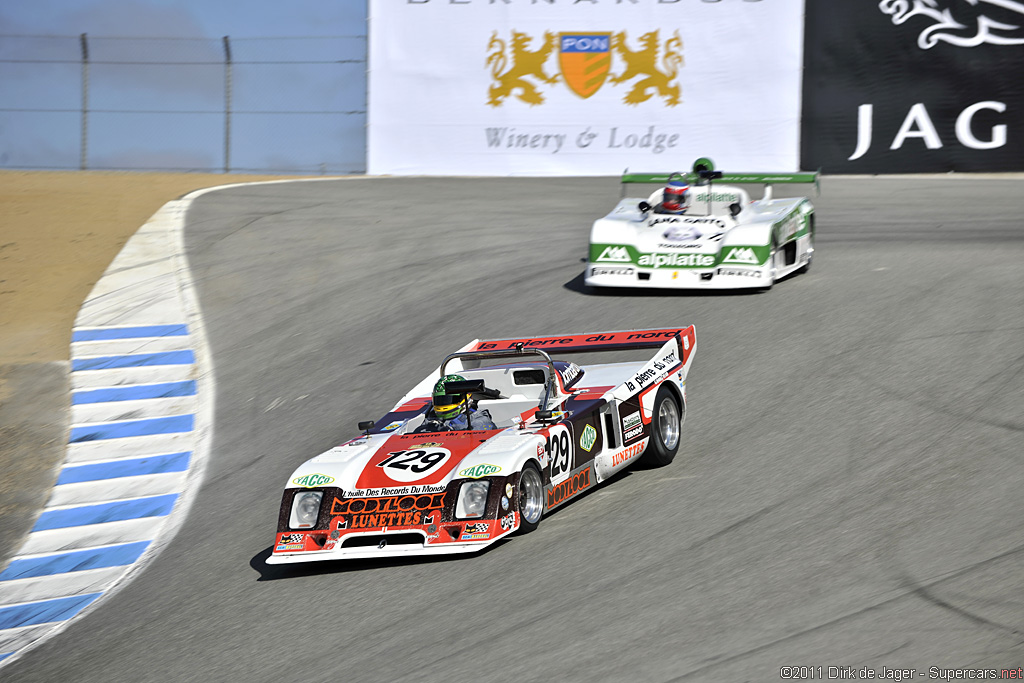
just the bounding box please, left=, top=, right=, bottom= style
left=662, top=173, right=690, bottom=213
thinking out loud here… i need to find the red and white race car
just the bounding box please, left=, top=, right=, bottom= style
left=267, top=327, right=696, bottom=564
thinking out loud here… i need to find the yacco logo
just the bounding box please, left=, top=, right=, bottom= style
left=487, top=30, right=682, bottom=107
left=597, top=246, right=632, bottom=262
left=722, top=247, right=760, bottom=264
left=459, top=463, right=501, bottom=478
left=878, top=0, right=1024, bottom=49
left=579, top=424, right=597, bottom=452
left=292, top=473, right=335, bottom=488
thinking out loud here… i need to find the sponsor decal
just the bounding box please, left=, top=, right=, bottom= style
left=559, top=362, right=583, bottom=388
left=611, top=440, right=646, bottom=467
left=590, top=266, right=634, bottom=277
left=331, top=493, right=446, bottom=516
left=343, top=437, right=369, bottom=447
left=621, top=411, right=644, bottom=441
left=657, top=242, right=703, bottom=250
left=275, top=543, right=304, bottom=552
left=649, top=216, right=680, bottom=226
left=292, top=473, right=335, bottom=488
left=536, top=443, right=544, bottom=457
left=878, top=0, right=1024, bottom=49
left=505, top=483, right=514, bottom=498
left=579, top=424, right=598, bottom=452
left=376, top=447, right=453, bottom=483
left=459, top=463, right=501, bottom=478
left=461, top=532, right=490, bottom=540
left=468, top=522, right=489, bottom=534
left=501, top=495, right=510, bottom=511
left=596, top=245, right=631, bottom=262
left=330, top=493, right=445, bottom=529
left=487, top=30, right=682, bottom=107
left=341, top=484, right=446, bottom=499
left=717, top=267, right=761, bottom=278
left=383, top=421, right=403, bottom=432
left=500, top=512, right=516, bottom=531
left=692, top=191, right=740, bottom=203
left=722, top=247, right=760, bottom=265
left=279, top=533, right=304, bottom=544
left=624, top=348, right=679, bottom=393
left=547, top=465, right=593, bottom=507
left=637, top=252, right=715, bottom=268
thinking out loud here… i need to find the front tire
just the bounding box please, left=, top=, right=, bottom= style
left=516, top=462, right=544, bottom=533
left=638, top=386, right=683, bottom=468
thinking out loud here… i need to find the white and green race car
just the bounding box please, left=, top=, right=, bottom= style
left=585, top=158, right=819, bottom=290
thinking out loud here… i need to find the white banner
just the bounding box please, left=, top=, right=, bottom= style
left=368, top=0, right=805, bottom=176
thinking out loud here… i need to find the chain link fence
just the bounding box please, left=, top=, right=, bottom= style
left=0, top=34, right=367, bottom=174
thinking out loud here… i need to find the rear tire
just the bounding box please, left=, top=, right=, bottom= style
left=638, top=386, right=682, bottom=468
left=516, top=462, right=544, bottom=533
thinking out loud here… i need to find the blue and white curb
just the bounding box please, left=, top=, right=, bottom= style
left=0, top=191, right=220, bottom=666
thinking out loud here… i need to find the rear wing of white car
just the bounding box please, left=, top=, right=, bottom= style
left=622, top=156, right=820, bottom=201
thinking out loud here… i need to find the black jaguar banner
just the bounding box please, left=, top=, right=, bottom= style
left=801, top=0, right=1024, bottom=173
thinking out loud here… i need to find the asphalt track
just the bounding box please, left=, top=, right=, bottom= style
left=6, top=176, right=1024, bottom=682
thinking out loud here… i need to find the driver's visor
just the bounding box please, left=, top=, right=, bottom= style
left=433, top=394, right=466, bottom=407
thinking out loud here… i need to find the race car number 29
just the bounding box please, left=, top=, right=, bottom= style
left=547, top=425, right=572, bottom=484
left=376, top=448, right=451, bottom=483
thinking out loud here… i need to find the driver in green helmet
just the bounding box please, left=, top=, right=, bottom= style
left=415, top=374, right=497, bottom=433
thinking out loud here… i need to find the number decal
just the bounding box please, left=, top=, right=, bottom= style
left=376, top=448, right=451, bottom=482
left=547, top=425, right=572, bottom=484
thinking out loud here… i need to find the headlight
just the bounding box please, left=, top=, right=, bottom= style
left=456, top=481, right=490, bottom=519
left=289, top=491, right=323, bottom=529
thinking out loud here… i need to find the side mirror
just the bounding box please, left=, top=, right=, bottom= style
left=535, top=410, right=554, bottom=422
left=357, top=420, right=375, bottom=432
left=729, top=202, right=742, bottom=218
left=638, top=201, right=651, bottom=214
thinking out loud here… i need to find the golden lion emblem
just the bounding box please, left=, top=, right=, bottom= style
left=486, top=30, right=560, bottom=107
left=609, top=30, right=683, bottom=106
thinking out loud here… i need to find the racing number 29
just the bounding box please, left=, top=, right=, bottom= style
left=548, top=429, right=571, bottom=480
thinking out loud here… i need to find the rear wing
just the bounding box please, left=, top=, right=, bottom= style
left=622, top=156, right=820, bottom=200
left=621, top=171, right=819, bottom=186
left=468, top=327, right=695, bottom=358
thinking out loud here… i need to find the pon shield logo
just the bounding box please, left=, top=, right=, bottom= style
left=597, top=246, right=632, bottom=263
left=487, top=30, right=682, bottom=107
left=292, top=473, right=335, bottom=488
left=722, top=247, right=760, bottom=265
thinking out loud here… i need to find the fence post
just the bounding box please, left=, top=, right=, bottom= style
left=80, top=33, right=89, bottom=171
left=223, top=36, right=232, bottom=173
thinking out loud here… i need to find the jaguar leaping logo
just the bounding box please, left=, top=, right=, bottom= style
left=879, top=0, right=1024, bottom=48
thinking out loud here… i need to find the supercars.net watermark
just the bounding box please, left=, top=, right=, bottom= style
left=780, top=666, right=1024, bottom=680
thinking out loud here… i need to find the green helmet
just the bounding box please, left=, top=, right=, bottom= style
left=432, top=374, right=467, bottom=420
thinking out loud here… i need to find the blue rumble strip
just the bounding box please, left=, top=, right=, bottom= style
left=31, top=495, right=179, bottom=532
left=0, top=594, right=103, bottom=630
left=69, top=414, right=194, bottom=442
left=72, top=325, right=188, bottom=341
left=57, top=453, right=191, bottom=485
left=0, top=542, right=152, bottom=581
left=71, top=350, right=195, bottom=372
left=72, top=380, right=197, bottom=405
